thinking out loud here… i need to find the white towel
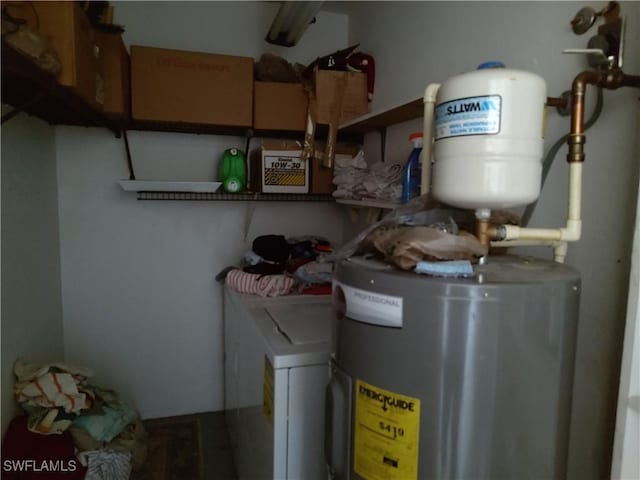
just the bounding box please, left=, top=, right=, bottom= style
left=335, top=150, right=367, bottom=169
left=332, top=152, right=403, bottom=201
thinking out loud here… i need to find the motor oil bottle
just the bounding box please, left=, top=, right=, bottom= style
left=401, top=132, right=423, bottom=203
left=219, top=148, right=247, bottom=193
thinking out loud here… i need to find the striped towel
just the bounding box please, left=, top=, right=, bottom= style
left=78, top=449, right=132, bottom=480
left=226, top=269, right=295, bottom=297
left=16, top=371, right=89, bottom=414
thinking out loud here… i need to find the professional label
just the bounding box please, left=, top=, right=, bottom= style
left=334, top=281, right=403, bottom=327
left=263, top=357, right=274, bottom=425
left=354, top=379, right=421, bottom=480
left=263, top=154, right=306, bottom=186
left=435, top=94, right=502, bottom=140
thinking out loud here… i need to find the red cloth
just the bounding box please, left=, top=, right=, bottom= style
left=300, top=284, right=332, bottom=295
left=1, top=415, right=87, bottom=480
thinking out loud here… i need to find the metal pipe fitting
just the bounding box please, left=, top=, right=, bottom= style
left=476, top=218, right=491, bottom=247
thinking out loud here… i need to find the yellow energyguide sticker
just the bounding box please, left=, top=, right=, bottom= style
left=354, top=379, right=421, bottom=480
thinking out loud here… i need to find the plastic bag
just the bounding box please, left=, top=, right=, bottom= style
left=328, top=194, right=488, bottom=270
left=368, top=226, right=487, bottom=270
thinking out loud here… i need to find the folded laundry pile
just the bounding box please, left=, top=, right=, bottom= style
left=3, top=359, right=147, bottom=479
left=223, top=234, right=335, bottom=297
left=332, top=151, right=403, bottom=202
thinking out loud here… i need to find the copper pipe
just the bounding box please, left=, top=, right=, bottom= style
left=621, top=73, right=640, bottom=88
left=569, top=71, right=601, bottom=138
left=546, top=96, right=567, bottom=109
left=487, top=225, right=500, bottom=240
left=567, top=69, right=640, bottom=163
left=476, top=218, right=491, bottom=247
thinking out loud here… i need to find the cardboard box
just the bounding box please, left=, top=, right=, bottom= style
left=254, top=82, right=308, bottom=131
left=5, top=1, right=102, bottom=109
left=131, top=46, right=253, bottom=126
left=310, top=156, right=333, bottom=194
left=95, top=32, right=129, bottom=118
left=315, top=70, right=368, bottom=125
left=249, top=140, right=357, bottom=194
left=253, top=73, right=367, bottom=131
left=249, top=140, right=309, bottom=193
left=310, top=144, right=359, bottom=194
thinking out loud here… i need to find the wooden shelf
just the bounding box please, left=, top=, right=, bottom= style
left=333, top=98, right=423, bottom=212
left=125, top=119, right=363, bottom=143
left=339, top=97, right=423, bottom=134
left=1, top=41, right=365, bottom=145
left=1, top=43, right=121, bottom=137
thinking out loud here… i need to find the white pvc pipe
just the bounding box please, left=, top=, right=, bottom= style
left=567, top=162, right=583, bottom=230
left=491, top=239, right=563, bottom=247
left=490, top=239, right=569, bottom=263
left=421, top=84, right=440, bottom=195
left=501, top=162, right=583, bottom=243
left=553, top=242, right=569, bottom=264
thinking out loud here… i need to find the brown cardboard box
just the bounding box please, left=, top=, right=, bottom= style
left=254, top=82, right=308, bottom=131
left=310, top=157, right=333, bottom=194
left=131, top=46, right=253, bottom=126
left=5, top=2, right=102, bottom=109
left=95, top=32, right=129, bottom=118
left=249, top=140, right=308, bottom=193
left=248, top=140, right=357, bottom=194
left=310, top=143, right=359, bottom=194
left=315, top=70, right=368, bottom=125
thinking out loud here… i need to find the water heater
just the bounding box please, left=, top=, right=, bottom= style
left=430, top=66, right=547, bottom=210
left=327, top=255, right=580, bottom=480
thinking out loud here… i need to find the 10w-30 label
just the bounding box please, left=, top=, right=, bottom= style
left=263, top=156, right=306, bottom=186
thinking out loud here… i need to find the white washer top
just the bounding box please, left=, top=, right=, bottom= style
left=226, top=289, right=334, bottom=369
left=266, top=303, right=333, bottom=345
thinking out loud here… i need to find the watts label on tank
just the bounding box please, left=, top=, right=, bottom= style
left=435, top=94, right=502, bottom=140
left=354, top=379, right=421, bottom=480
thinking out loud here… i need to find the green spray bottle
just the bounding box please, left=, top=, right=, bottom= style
left=219, top=148, right=247, bottom=193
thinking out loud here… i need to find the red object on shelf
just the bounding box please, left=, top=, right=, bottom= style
left=347, top=53, right=375, bottom=101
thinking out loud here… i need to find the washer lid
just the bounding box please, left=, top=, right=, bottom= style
left=265, top=303, right=332, bottom=345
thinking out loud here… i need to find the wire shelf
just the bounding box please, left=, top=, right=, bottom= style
left=136, top=191, right=335, bottom=202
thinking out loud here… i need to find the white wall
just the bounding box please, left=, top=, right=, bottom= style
left=611, top=167, right=640, bottom=479
left=56, top=2, right=349, bottom=419
left=114, top=1, right=348, bottom=65
left=1, top=111, right=65, bottom=434
left=344, top=2, right=640, bottom=479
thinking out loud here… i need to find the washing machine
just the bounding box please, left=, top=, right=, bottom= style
left=223, top=287, right=333, bottom=480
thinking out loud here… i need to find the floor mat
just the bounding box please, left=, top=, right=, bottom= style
left=135, top=415, right=203, bottom=480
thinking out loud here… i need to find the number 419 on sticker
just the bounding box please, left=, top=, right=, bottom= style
left=354, top=379, right=421, bottom=480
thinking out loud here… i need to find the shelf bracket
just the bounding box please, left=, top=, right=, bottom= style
left=122, top=129, right=136, bottom=180
left=244, top=202, right=257, bottom=242
left=1, top=91, right=46, bottom=124
left=345, top=206, right=384, bottom=224
left=378, top=127, right=387, bottom=163
left=243, top=128, right=254, bottom=160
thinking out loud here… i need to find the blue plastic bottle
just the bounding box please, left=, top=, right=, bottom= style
left=401, top=132, right=423, bottom=203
